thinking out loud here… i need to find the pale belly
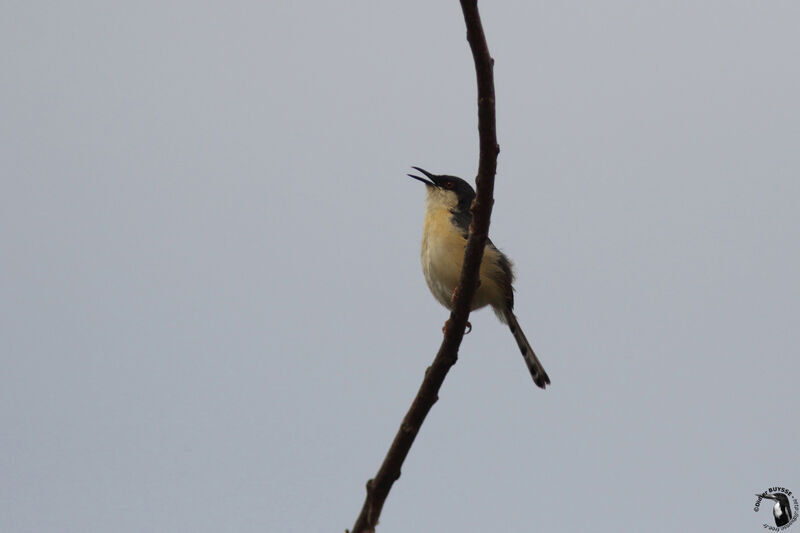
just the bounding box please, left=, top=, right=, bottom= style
left=420, top=210, right=502, bottom=311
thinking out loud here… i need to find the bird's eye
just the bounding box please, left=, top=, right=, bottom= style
left=444, top=181, right=455, bottom=190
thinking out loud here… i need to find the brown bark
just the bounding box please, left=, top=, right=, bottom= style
left=349, top=2, right=498, bottom=531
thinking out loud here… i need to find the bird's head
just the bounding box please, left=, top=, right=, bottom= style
left=408, top=166, right=475, bottom=213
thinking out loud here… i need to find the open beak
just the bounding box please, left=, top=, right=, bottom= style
left=408, top=166, right=437, bottom=187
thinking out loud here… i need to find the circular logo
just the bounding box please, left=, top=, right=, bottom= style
left=755, top=487, right=798, bottom=531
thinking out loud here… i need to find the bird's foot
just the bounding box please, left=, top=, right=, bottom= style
left=442, top=320, right=472, bottom=335
left=450, top=287, right=459, bottom=305
left=451, top=282, right=479, bottom=305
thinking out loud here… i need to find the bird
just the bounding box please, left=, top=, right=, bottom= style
left=408, top=166, right=550, bottom=389
left=757, top=492, right=793, bottom=527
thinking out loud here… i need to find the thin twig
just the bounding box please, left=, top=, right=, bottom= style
left=349, top=1, right=497, bottom=531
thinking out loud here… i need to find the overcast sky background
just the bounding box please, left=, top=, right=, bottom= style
left=2, top=2, right=799, bottom=532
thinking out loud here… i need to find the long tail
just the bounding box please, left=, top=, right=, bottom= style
left=503, top=310, right=550, bottom=389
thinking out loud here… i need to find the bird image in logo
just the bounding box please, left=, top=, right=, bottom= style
left=755, top=487, right=798, bottom=530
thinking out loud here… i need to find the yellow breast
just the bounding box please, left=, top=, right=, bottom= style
left=420, top=206, right=506, bottom=312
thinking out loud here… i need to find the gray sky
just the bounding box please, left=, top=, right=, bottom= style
left=2, top=2, right=799, bottom=532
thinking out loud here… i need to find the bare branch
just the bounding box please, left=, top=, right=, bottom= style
left=349, top=2, right=497, bottom=531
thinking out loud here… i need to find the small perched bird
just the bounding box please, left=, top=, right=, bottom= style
left=757, top=492, right=793, bottom=527
left=408, top=166, right=550, bottom=389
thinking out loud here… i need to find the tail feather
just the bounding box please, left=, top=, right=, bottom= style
left=503, top=310, right=550, bottom=389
